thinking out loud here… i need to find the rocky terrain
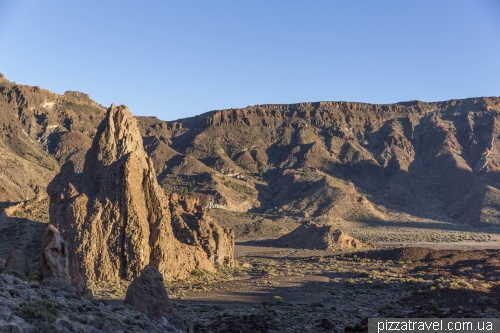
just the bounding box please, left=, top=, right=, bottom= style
left=2, top=72, right=500, bottom=227
left=3, top=242, right=500, bottom=332
left=2, top=73, right=500, bottom=332
left=0, top=268, right=190, bottom=332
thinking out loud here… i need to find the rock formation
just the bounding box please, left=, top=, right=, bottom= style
left=47, top=104, right=234, bottom=281
left=40, top=225, right=70, bottom=281
left=39, top=224, right=78, bottom=293
left=277, top=222, right=371, bottom=250
left=3, top=73, right=500, bottom=228
left=125, top=265, right=191, bottom=332
left=5, top=249, right=29, bottom=277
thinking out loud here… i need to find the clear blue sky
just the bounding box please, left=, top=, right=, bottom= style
left=1, top=1, right=499, bottom=121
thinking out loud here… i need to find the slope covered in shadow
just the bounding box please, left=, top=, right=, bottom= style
left=2, top=72, right=500, bottom=225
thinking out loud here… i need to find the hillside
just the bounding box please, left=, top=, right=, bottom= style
left=1, top=72, right=500, bottom=227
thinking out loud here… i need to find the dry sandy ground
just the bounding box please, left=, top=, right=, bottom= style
left=171, top=242, right=500, bottom=332
left=89, top=236, right=500, bottom=332
left=375, top=240, right=500, bottom=250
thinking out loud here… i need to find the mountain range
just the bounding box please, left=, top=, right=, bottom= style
left=2, top=72, right=500, bottom=226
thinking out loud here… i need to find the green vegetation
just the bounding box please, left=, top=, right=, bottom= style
left=310, top=301, right=325, bottom=308
left=223, top=180, right=253, bottom=196
left=190, top=268, right=215, bottom=277
left=14, top=300, right=59, bottom=322
left=426, top=299, right=439, bottom=309
left=260, top=266, right=277, bottom=276
left=279, top=127, right=293, bottom=146
left=59, top=101, right=102, bottom=114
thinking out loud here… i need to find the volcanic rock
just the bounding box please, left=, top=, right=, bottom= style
left=40, top=224, right=70, bottom=281
left=39, top=224, right=77, bottom=293
left=125, top=265, right=191, bottom=332
left=5, top=249, right=29, bottom=277
left=277, top=222, right=371, bottom=250
left=47, top=104, right=234, bottom=281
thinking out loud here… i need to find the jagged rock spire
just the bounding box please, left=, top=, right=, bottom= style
left=48, top=104, right=234, bottom=281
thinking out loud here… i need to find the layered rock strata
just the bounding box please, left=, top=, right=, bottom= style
left=47, top=105, right=234, bottom=281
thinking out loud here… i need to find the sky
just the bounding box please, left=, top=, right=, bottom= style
left=0, top=1, right=499, bottom=121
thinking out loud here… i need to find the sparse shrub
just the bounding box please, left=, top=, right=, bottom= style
left=14, top=300, right=58, bottom=322
left=346, top=278, right=356, bottom=284
left=27, top=270, right=42, bottom=282
left=427, top=299, right=439, bottom=309
left=260, top=266, right=276, bottom=276
left=190, top=268, right=215, bottom=278
left=378, top=305, right=395, bottom=316
left=478, top=296, right=498, bottom=305
left=0, top=267, right=26, bottom=280
left=310, top=301, right=324, bottom=307
left=191, top=268, right=207, bottom=277
left=198, top=305, right=211, bottom=312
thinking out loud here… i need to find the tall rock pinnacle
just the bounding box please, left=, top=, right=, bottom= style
left=48, top=104, right=234, bottom=281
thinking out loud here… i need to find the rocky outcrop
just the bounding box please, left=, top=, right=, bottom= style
left=40, top=225, right=70, bottom=281
left=125, top=265, right=191, bottom=332
left=48, top=104, right=234, bottom=281
left=5, top=249, right=29, bottom=277
left=39, top=224, right=78, bottom=294
left=0, top=271, right=183, bottom=333
left=277, top=222, right=372, bottom=250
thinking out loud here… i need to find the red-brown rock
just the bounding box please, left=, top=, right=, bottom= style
left=48, top=105, right=234, bottom=281
left=40, top=224, right=70, bottom=281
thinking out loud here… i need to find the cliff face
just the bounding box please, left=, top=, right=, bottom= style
left=155, top=98, right=500, bottom=225
left=0, top=73, right=105, bottom=202
left=2, top=72, right=500, bottom=226
left=47, top=105, right=234, bottom=281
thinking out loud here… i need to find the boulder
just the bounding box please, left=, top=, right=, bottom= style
left=40, top=225, right=70, bottom=281
left=47, top=104, right=234, bottom=281
left=5, top=249, right=29, bottom=277
left=39, top=225, right=84, bottom=294
left=125, top=265, right=191, bottom=332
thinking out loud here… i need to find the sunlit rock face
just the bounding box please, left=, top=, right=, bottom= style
left=48, top=104, right=234, bottom=281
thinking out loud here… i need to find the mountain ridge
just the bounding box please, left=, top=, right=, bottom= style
left=1, top=72, right=500, bottom=227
